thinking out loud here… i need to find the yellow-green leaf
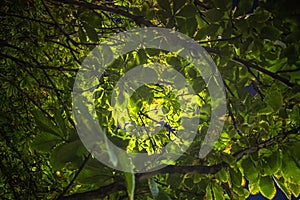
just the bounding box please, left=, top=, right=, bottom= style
left=259, top=176, right=276, bottom=199
left=124, top=171, right=135, bottom=200
left=241, top=157, right=259, bottom=182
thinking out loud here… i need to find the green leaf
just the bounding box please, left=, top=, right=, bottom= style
left=104, top=135, right=118, bottom=167
left=31, top=132, right=61, bottom=152
left=176, top=17, right=197, bottom=36
left=206, top=23, right=220, bottom=36
left=259, top=176, right=276, bottom=199
left=221, top=153, right=236, bottom=166
left=212, top=182, right=224, bottom=200
left=107, top=134, right=129, bottom=150
left=241, top=157, right=259, bottom=182
left=157, top=190, right=172, bottom=200
left=248, top=179, right=260, bottom=195
left=230, top=169, right=242, bottom=187
left=233, top=186, right=249, bottom=199
left=290, top=182, right=300, bottom=198
left=83, top=22, right=98, bottom=42
left=263, top=150, right=282, bottom=175
left=217, top=169, right=229, bottom=183
left=251, top=10, right=271, bottom=23
left=167, top=57, right=183, bottom=71
left=124, top=171, right=135, bottom=200
left=186, top=18, right=198, bottom=36
left=79, top=11, right=102, bottom=28
left=205, top=184, right=213, bottom=200
left=283, top=45, right=299, bottom=65
left=167, top=174, right=182, bottom=186
left=264, top=90, right=283, bottom=112
left=77, top=165, right=112, bottom=185
left=260, top=26, right=281, bottom=41
left=274, top=178, right=291, bottom=198
left=54, top=109, right=67, bottom=137
left=173, top=0, right=186, bottom=13
left=51, top=140, right=86, bottom=169
left=32, top=108, right=61, bottom=137
left=136, top=49, right=148, bottom=64
left=289, top=141, right=300, bottom=164
left=176, top=4, right=197, bottom=18
left=204, top=8, right=224, bottom=22
left=187, top=67, right=198, bottom=78
left=157, top=0, right=171, bottom=13
left=290, top=105, right=300, bottom=124
left=282, top=144, right=300, bottom=183
left=78, top=25, right=87, bottom=43
left=148, top=178, right=159, bottom=199
left=193, top=173, right=202, bottom=184
left=212, top=0, right=227, bottom=9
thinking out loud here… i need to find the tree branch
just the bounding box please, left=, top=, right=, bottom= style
left=57, top=152, right=92, bottom=200
left=0, top=53, right=78, bottom=72
left=224, top=81, right=243, bottom=137
left=197, top=34, right=242, bottom=44
left=0, top=11, right=60, bottom=26
left=203, top=47, right=296, bottom=88
left=0, top=158, right=20, bottom=199
left=61, top=181, right=126, bottom=200
left=0, top=72, right=55, bottom=123
left=137, top=126, right=300, bottom=180
left=233, top=126, right=300, bottom=160
left=42, top=0, right=78, bottom=46
left=53, top=0, right=154, bottom=27
left=60, top=126, right=299, bottom=199
left=136, top=164, right=224, bottom=181
left=232, top=57, right=295, bottom=88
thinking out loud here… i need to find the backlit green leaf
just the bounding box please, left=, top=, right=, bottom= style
left=217, top=168, right=229, bottom=183
left=205, top=184, right=213, bottom=200
left=274, top=178, right=291, bottom=198
left=124, top=171, right=135, bottom=200
left=248, top=179, right=260, bottom=195
left=259, top=176, right=276, bottom=199
left=290, top=182, right=300, bottom=198
left=212, top=182, right=224, bottom=200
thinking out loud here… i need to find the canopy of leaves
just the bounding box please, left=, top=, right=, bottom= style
left=0, top=0, right=299, bottom=199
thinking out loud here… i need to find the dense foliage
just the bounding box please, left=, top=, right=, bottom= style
left=0, top=0, right=299, bottom=199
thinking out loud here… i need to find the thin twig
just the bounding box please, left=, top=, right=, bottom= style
left=61, top=181, right=126, bottom=200
left=223, top=82, right=242, bottom=137
left=53, top=0, right=154, bottom=27
left=42, top=0, right=78, bottom=46
left=0, top=72, right=56, bottom=123
left=232, top=57, right=295, bottom=88
left=57, top=151, right=93, bottom=199
left=197, top=34, right=242, bottom=44
left=136, top=126, right=300, bottom=180
left=202, top=47, right=296, bottom=88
